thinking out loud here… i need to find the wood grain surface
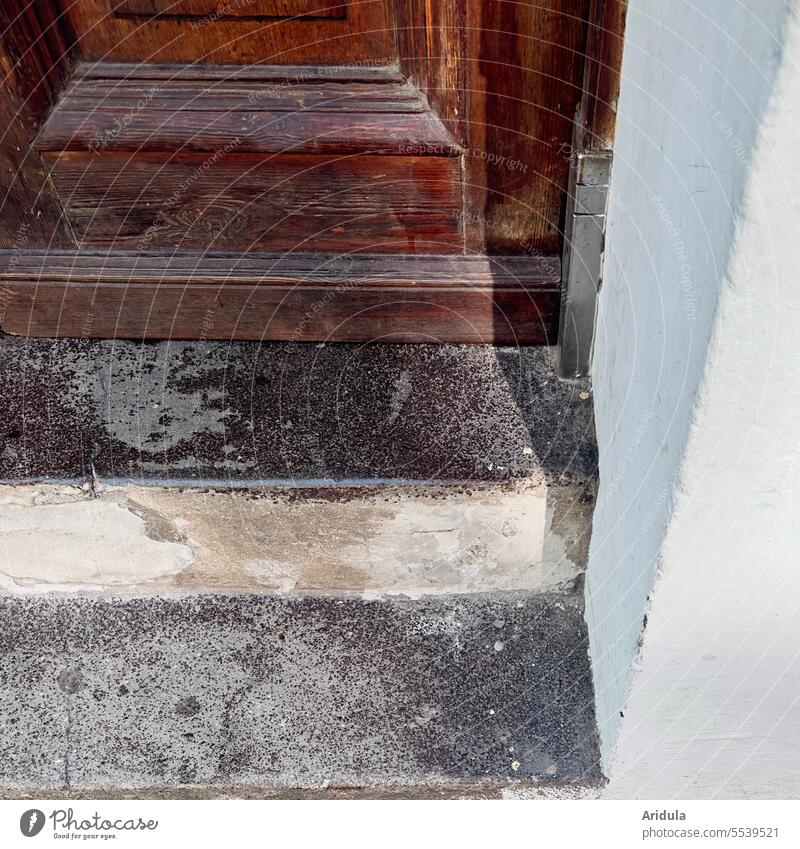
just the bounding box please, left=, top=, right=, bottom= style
left=0, top=250, right=561, bottom=343
left=65, top=0, right=395, bottom=65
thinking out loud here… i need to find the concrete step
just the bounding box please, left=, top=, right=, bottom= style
left=0, top=476, right=601, bottom=796
left=0, top=480, right=593, bottom=595
left=0, top=592, right=601, bottom=796
left=0, top=338, right=596, bottom=487
left=0, top=340, right=600, bottom=797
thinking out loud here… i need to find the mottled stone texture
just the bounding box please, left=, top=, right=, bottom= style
left=0, top=337, right=596, bottom=485
left=0, top=593, right=600, bottom=793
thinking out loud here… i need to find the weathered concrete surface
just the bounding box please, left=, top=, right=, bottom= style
left=0, top=339, right=596, bottom=485
left=0, top=593, right=601, bottom=794
left=0, top=489, right=193, bottom=590
left=0, top=339, right=601, bottom=796
left=0, top=481, right=593, bottom=594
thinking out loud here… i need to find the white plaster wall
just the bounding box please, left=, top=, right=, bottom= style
left=586, top=0, right=792, bottom=765
left=601, top=2, right=800, bottom=797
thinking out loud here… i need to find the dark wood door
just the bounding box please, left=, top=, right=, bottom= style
left=0, top=1, right=625, bottom=344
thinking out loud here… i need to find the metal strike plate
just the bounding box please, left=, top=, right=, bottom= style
left=557, top=150, right=612, bottom=379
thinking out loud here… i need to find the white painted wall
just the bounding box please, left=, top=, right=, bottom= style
left=603, top=3, right=800, bottom=796
left=586, top=0, right=793, bottom=772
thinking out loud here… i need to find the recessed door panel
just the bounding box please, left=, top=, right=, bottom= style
left=66, top=0, right=393, bottom=64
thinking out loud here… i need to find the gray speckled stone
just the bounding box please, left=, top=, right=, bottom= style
left=0, top=337, right=596, bottom=485
left=0, top=593, right=601, bottom=793
left=0, top=610, right=68, bottom=789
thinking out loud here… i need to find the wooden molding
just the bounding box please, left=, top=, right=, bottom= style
left=0, top=251, right=560, bottom=343
left=35, top=63, right=463, bottom=255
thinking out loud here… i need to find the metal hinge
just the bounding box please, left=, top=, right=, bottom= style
left=557, top=150, right=611, bottom=379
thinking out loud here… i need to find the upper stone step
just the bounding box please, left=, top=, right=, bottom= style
left=0, top=340, right=595, bottom=486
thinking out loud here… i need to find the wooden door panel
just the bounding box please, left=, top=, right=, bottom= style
left=398, top=0, right=590, bottom=257
left=468, top=0, right=590, bottom=255
left=37, top=63, right=462, bottom=254
left=112, top=1, right=346, bottom=19
left=42, top=64, right=451, bottom=154
left=66, top=0, right=394, bottom=64
left=43, top=152, right=463, bottom=254
left=0, top=1, right=76, bottom=248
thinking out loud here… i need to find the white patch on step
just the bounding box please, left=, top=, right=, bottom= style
left=0, top=500, right=193, bottom=591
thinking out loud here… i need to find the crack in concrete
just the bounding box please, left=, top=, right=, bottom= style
left=63, top=696, right=72, bottom=790
left=215, top=682, right=254, bottom=781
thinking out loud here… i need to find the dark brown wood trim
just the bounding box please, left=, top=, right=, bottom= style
left=0, top=251, right=560, bottom=343
left=0, top=0, right=76, bottom=248
left=110, top=1, right=347, bottom=21
left=72, top=61, right=407, bottom=84
left=63, top=0, right=396, bottom=65
left=577, top=0, right=629, bottom=151
left=395, top=1, right=467, bottom=145
left=397, top=1, right=592, bottom=257
left=0, top=251, right=560, bottom=285
left=35, top=62, right=465, bottom=256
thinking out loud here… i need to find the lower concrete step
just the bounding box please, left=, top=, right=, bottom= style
left=0, top=592, right=600, bottom=796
